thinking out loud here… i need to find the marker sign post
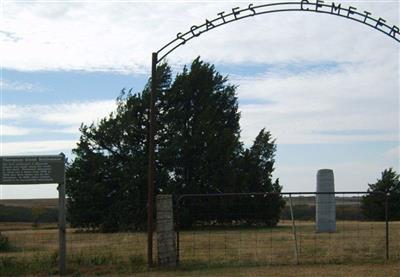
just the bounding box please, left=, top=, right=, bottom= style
left=0, top=154, right=67, bottom=275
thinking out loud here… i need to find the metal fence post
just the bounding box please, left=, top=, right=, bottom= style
left=58, top=177, right=66, bottom=275
left=175, top=197, right=180, bottom=265
left=385, top=192, right=389, bottom=260
left=289, top=194, right=299, bottom=264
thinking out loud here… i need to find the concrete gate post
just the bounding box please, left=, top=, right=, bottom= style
left=156, top=194, right=177, bottom=267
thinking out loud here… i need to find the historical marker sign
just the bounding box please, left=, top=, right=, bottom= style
left=0, top=154, right=67, bottom=274
left=0, top=154, right=65, bottom=185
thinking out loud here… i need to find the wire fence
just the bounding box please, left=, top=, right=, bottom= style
left=175, top=192, right=399, bottom=266
left=0, top=192, right=399, bottom=274
left=0, top=198, right=149, bottom=275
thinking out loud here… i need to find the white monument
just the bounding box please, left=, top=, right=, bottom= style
left=316, top=169, right=336, bottom=233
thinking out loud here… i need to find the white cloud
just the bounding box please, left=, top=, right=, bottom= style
left=1, top=100, right=117, bottom=159
left=0, top=125, right=32, bottom=136
left=0, top=79, right=45, bottom=93
left=385, top=146, right=400, bottom=159
left=1, top=184, right=58, bottom=200
left=48, top=126, right=84, bottom=134
left=2, top=1, right=397, bottom=144
left=1, top=1, right=398, bottom=72
left=236, top=57, right=399, bottom=144
left=1, top=140, right=77, bottom=155
left=3, top=100, right=117, bottom=128
left=37, top=100, right=117, bottom=126
left=1, top=101, right=117, bottom=159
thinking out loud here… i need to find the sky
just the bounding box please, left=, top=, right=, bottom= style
left=0, top=0, right=399, bottom=199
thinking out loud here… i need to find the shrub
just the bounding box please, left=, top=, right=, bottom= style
left=0, top=232, right=12, bottom=252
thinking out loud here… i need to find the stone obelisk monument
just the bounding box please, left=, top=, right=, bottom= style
left=316, top=169, right=336, bottom=232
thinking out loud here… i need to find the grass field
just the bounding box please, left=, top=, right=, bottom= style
left=0, top=220, right=399, bottom=276
left=0, top=199, right=58, bottom=209
left=139, top=263, right=400, bottom=277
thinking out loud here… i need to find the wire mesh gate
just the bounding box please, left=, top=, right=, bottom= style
left=175, top=192, right=397, bottom=266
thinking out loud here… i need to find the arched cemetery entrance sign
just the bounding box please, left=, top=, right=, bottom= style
left=157, top=1, right=399, bottom=61
left=147, top=0, right=399, bottom=266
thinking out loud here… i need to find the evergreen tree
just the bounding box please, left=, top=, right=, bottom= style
left=67, top=64, right=171, bottom=231
left=158, top=58, right=242, bottom=195
left=237, top=129, right=277, bottom=192
left=233, top=129, right=284, bottom=226
left=361, top=168, right=400, bottom=221
left=66, top=58, right=285, bottom=230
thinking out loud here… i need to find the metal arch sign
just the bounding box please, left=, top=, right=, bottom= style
left=156, top=0, right=400, bottom=62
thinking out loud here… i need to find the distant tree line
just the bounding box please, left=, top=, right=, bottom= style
left=0, top=205, right=57, bottom=223
left=0, top=168, right=396, bottom=228
left=280, top=202, right=366, bottom=221
left=66, top=58, right=284, bottom=232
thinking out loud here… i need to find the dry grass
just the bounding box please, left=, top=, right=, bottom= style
left=0, top=198, right=58, bottom=209
left=0, top=220, right=399, bottom=275
left=0, top=222, right=57, bottom=232
left=178, top=220, right=400, bottom=265
left=138, top=263, right=400, bottom=277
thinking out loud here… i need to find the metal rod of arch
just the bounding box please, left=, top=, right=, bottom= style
left=147, top=0, right=399, bottom=267
left=147, top=52, right=157, bottom=268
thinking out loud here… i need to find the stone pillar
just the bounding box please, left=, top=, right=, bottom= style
left=156, top=194, right=177, bottom=267
left=316, top=169, right=336, bottom=233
